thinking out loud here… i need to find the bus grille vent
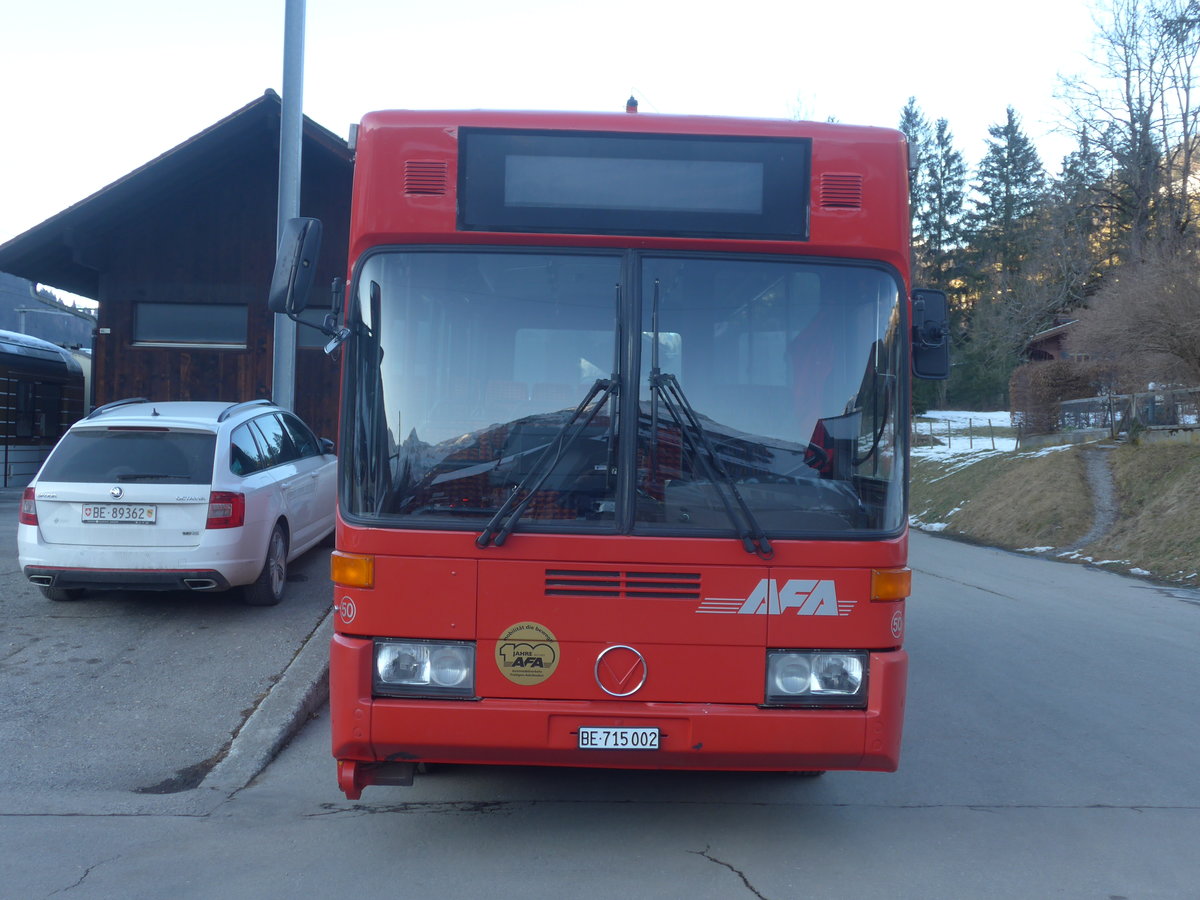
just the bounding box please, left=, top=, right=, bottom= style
left=544, top=569, right=702, bottom=600
left=404, top=160, right=448, bottom=195
left=819, top=173, right=863, bottom=209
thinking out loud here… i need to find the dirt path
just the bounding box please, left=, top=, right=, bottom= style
left=1066, top=445, right=1119, bottom=551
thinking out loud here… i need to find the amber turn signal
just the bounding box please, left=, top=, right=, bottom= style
left=331, top=551, right=374, bottom=588
left=871, top=567, right=911, bottom=602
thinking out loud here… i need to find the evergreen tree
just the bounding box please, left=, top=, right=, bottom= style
left=899, top=101, right=967, bottom=285
left=1049, top=128, right=1112, bottom=301
left=1056, top=127, right=1105, bottom=206
left=970, top=106, right=1047, bottom=275
left=919, top=118, right=968, bottom=266
left=944, top=108, right=1049, bottom=409
left=898, top=97, right=933, bottom=260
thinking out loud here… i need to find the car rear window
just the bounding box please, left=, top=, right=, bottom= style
left=39, top=428, right=217, bottom=484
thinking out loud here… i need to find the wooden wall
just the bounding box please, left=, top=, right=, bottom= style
left=90, top=138, right=350, bottom=442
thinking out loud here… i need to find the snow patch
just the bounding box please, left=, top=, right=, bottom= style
left=1057, top=550, right=1093, bottom=562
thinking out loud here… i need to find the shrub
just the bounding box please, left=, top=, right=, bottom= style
left=1010, top=360, right=1104, bottom=435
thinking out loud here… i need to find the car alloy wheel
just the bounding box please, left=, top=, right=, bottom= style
left=242, top=523, right=288, bottom=606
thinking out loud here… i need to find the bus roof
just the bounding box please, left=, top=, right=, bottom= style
left=347, top=108, right=912, bottom=275
left=356, top=108, right=905, bottom=144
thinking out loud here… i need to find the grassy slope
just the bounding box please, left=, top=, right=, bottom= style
left=1091, top=444, right=1200, bottom=581
left=909, top=440, right=1200, bottom=585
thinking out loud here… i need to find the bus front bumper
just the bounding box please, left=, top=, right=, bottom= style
left=330, top=634, right=907, bottom=800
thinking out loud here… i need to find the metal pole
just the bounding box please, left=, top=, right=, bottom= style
left=272, top=0, right=305, bottom=411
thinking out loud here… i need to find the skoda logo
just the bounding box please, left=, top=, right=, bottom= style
left=594, top=645, right=647, bottom=697
left=110, top=486, right=124, bottom=500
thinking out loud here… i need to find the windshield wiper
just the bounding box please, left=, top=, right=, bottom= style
left=476, top=377, right=617, bottom=548
left=650, top=371, right=773, bottom=558
left=478, top=283, right=623, bottom=548
left=648, top=279, right=772, bottom=558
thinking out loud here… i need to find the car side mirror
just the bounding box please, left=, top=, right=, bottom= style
left=268, top=217, right=323, bottom=315
left=911, top=288, right=950, bottom=380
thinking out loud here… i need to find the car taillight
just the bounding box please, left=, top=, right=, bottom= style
left=19, top=487, right=38, bottom=525
left=206, top=491, right=245, bottom=529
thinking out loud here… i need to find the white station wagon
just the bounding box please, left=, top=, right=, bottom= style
left=18, top=398, right=336, bottom=605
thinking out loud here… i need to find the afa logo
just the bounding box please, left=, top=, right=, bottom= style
left=495, top=621, right=560, bottom=684
left=696, top=579, right=856, bottom=616
left=498, top=642, right=557, bottom=669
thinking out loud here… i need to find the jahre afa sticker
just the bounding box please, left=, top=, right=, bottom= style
left=496, top=621, right=559, bottom=685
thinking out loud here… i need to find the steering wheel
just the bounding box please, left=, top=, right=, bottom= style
left=780, top=442, right=830, bottom=478
left=803, top=441, right=830, bottom=470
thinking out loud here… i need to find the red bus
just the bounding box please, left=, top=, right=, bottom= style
left=270, top=108, right=949, bottom=800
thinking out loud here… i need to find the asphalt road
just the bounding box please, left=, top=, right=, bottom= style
left=0, top=486, right=333, bottom=817
left=3, top=528, right=1200, bottom=898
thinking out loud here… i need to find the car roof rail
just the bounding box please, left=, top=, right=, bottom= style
left=85, top=397, right=150, bottom=419
left=218, top=398, right=276, bottom=423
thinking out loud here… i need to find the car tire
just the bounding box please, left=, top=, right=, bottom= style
left=39, top=586, right=84, bottom=602
left=241, top=523, right=288, bottom=607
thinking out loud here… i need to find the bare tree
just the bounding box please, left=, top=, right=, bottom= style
left=1060, top=0, right=1200, bottom=257
left=1066, top=237, right=1200, bottom=387
left=1157, top=0, right=1200, bottom=234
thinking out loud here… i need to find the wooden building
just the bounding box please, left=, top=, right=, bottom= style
left=0, top=91, right=352, bottom=440
left=1025, top=319, right=1080, bottom=363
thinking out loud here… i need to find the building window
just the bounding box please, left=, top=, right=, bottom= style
left=14, top=381, right=62, bottom=439
left=134, top=302, right=247, bottom=347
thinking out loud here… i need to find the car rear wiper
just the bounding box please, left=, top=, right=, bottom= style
left=115, top=473, right=192, bottom=481
left=648, top=279, right=772, bottom=559
left=476, top=377, right=617, bottom=548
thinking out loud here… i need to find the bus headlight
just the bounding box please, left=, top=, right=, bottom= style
left=374, top=640, right=476, bottom=699
left=765, top=651, right=867, bottom=708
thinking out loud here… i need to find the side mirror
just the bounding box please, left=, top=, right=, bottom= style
left=268, top=217, right=323, bottom=315
left=911, top=288, right=950, bottom=380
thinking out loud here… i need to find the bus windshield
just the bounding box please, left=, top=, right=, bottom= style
left=343, top=249, right=906, bottom=539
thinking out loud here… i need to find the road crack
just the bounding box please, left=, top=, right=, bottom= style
left=308, top=800, right=518, bottom=817
left=50, top=855, right=119, bottom=895
left=690, top=845, right=769, bottom=899
left=302, top=798, right=1200, bottom=817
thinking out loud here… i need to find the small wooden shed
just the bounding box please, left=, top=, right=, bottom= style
left=0, top=91, right=352, bottom=440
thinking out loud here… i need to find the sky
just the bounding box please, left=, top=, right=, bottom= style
left=0, top=0, right=1101, bottom=248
